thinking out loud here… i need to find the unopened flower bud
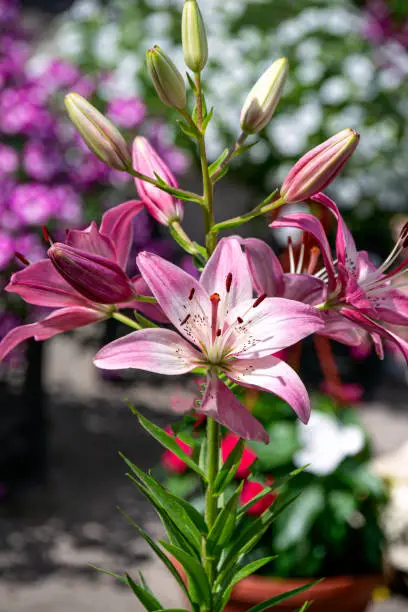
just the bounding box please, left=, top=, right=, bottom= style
left=49, top=243, right=134, bottom=304
left=146, top=46, right=186, bottom=110
left=240, top=57, right=288, bottom=134
left=182, top=0, right=208, bottom=73
left=64, top=93, right=131, bottom=171
left=280, top=128, right=360, bottom=203
left=132, top=136, right=184, bottom=226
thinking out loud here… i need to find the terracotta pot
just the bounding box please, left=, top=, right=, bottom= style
left=224, top=573, right=381, bottom=612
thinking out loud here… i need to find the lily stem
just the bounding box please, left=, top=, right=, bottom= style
left=111, top=311, right=142, bottom=330
left=204, top=416, right=220, bottom=587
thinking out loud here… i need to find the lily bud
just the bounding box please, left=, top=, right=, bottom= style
left=182, top=0, right=208, bottom=73
left=240, top=57, right=288, bottom=134
left=64, top=93, right=131, bottom=171
left=49, top=243, right=134, bottom=304
left=146, top=46, right=186, bottom=110
left=280, top=128, right=360, bottom=203
left=132, top=136, right=184, bottom=226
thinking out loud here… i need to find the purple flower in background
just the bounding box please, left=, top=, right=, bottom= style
left=51, top=185, right=82, bottom=224
left=0, top=230, right=14, bottom=270
left=107, top=97, right=146, bottom=129
left=10, top=183, right=55, bottom=225
left=14, top=233, right=45, bottom=263
left=0, top=144, right=18, bottom=175
left=23, top=140, right=63, bottom=181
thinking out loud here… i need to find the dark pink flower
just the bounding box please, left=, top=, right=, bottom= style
left=240, top=480, right=275, bottom=516
left=161, top=426, right=193, bottom=474
left=221, top=433, right=257, bottom=478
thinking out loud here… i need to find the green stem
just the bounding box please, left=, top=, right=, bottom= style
left=211, top=132, right=247, bottom=182
left=211, top=194, right=285, bottom=233
left=204, top=416, right=220, bottom=586
left=111, top=311, right=142, bottom=330
left=127, top=168, right=201, bottom=204
left=170, top=220, right=207, bottom=261
left=194, top=72, right=216, bottom=255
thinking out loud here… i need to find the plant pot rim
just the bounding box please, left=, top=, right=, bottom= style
left=230, top=573, right=383, bottom=604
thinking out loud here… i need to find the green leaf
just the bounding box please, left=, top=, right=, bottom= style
left=202, top=106, right=214, bottom=132
left=328, top=490, right=357, bottom=522
left=232, top=140, right=258, bottom=159
left=132, top=311, right=158, bottom=328
left=246, top=580, right=322, bottom=612
left=249, top=422, right=299, bottom=470
left=89, top=565, right=127, bottom=584
left=159, top=541, right=212, bottom=607
left=127, top=406, right=206, bottom=480
left=186, top=72, right=197, bottom=94
left=209, top=148, right=229, bottom=176
left=214, top=438, right=245, bottom=494
left=125, top=573, right=163, bottom=610
left=297, top=601, right=313, bottom=611
left=207, top=483, right=243, bottom=556
left=212, top=165, right=229, bottom=183
left=121, top=454, right=206, bottom=550
left=216, top=556, right=277, bottom=611
left=238, top=467, right=307, bottom=516
left=116, top=507, right=192, bottom=603
left=124, top=472, right=198, bottom=558
left=177, top=119, right=199, bottom=140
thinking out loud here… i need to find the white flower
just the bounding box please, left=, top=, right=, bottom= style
left=294, top=411, right=365, bottom=476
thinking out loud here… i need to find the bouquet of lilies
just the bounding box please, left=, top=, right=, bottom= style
left=1, top=1, right=407, bottom=609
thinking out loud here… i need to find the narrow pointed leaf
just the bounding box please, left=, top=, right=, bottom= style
left=232, top=141, right=258, bottom=159
left=132, top=311, right=158, bottom=328
left=159, top=541, right=212, bottom=607
left=297, top=602, right=313, bottom=611
left=212, top=166, right=229, bottom=183
left=121, top=455, right=204, bottom=550
left=214, top=438, right=245, bottom=494
left=209, top=148, right=229, bottom=176
left=117, top=507, right=192, bottom=602
left=128, top=406, right=206, bottom=480
left=89, top=565, right=127, bottom=584
left=216, top=556, right=277, bottom=611
left=202, top=107, right=214, bottom=132
left=177, top=119, right=198, bottom=140
left=124, top=473, right=198, bottom=558
left=207, top=483, right=243, bottom=555
left=246, top=580, right=321, bottom=612
left=125, top=573, right=163, bottom=610
left=186, top=72, right=197, bottom=94
left=238, top=467, right=306, bottom=516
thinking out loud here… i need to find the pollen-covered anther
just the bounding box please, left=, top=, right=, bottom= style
left=210, top=292, right=221, bottom=343
left=237, top=316, right=244, bottom=324
left=42, top=226, right=53, bottom=245
left=225, top=272, right=233, bottom=293
left=216, top=328, right=222, bottom=337
left=181, top=313, right=191, bottom=326
left=307, top=246, right=321, bottom=274
left=253, top=293, right=267, bottom=308
left=14, top=252, right=30, bottom=266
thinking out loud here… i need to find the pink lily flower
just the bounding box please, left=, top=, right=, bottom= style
left=94, top=238, right=324, bottom=442
left=0, top=200, right=163, bottom=361
left=243, top=237, right=364, bottom=347
left=132, top=136, right=183, bottom=226
left=271, top=192, right=408, bottom=362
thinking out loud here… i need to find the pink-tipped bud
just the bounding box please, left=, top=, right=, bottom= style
left=132, top=136, right=184, bottom=226
left=65, top=93, right=131, bottom=171
left=48, top=243, right=134, bottom=304
left=280, top=128, right=360, bottom=203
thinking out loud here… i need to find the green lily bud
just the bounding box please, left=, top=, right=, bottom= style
left=64, top=92, right=131, bottom=171
left=240, top=57, right=289, bottom=135
left=146, top=46, right=187, bottom=110
left=182, top=0, right=208, bottom=73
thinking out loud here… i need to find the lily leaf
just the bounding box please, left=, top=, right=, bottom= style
left=214, top=438, right=245, bottom=494
left=160, top=541, right=212, bottom=607
left=125, top=573, right=163, bottom=610
left=246, top=580, right=321, bottom=612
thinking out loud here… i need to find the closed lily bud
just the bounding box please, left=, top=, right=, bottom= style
left=182, top=0, right=208, bottom=72
left=240, top=57, right=288, bottom=134
left=146, top=46, right=186, bottom=110
left=64, top=93, right=131, bottom=171
left=132, top=136, right=184, bottom=226
left=48, top=243, right=134, bottom=304
left=280, top=128, right=360, bottom=203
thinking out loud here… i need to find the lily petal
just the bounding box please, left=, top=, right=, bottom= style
left=66, top=221, right=117, bottom=261
left=227, top=297, right=324, bottom=359
left=242, top=237, right=284, bottom=297
left=199, top=373, right=269, bottom=442
left=282, top=274, right=326, bottom=305
left=137, top=251, right=210, bottom=348
left=94, top=328, right=201, bottom=374
left=270, top=213, right=337, bottom=291
left=6, top=260, right=89, bottom=308
left=100, top=199, right=144, bottom=268
left=0, top=306, right=105, bottom=361
left=227, top=354, right=311, bottom=424
left=320, top=310, right=366, bottom=346
left=341, top=307, right=408, bottom=365
left=200, top=237, right=253, bottom=311
left=311, top=193, right=358, bottom=275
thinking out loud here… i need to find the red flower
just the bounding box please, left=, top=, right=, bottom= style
left=240, top=480, right=276, bottom=516
left=161, top=426, right=193, bottom=474
left=221, top=433, right=257, bottom=479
